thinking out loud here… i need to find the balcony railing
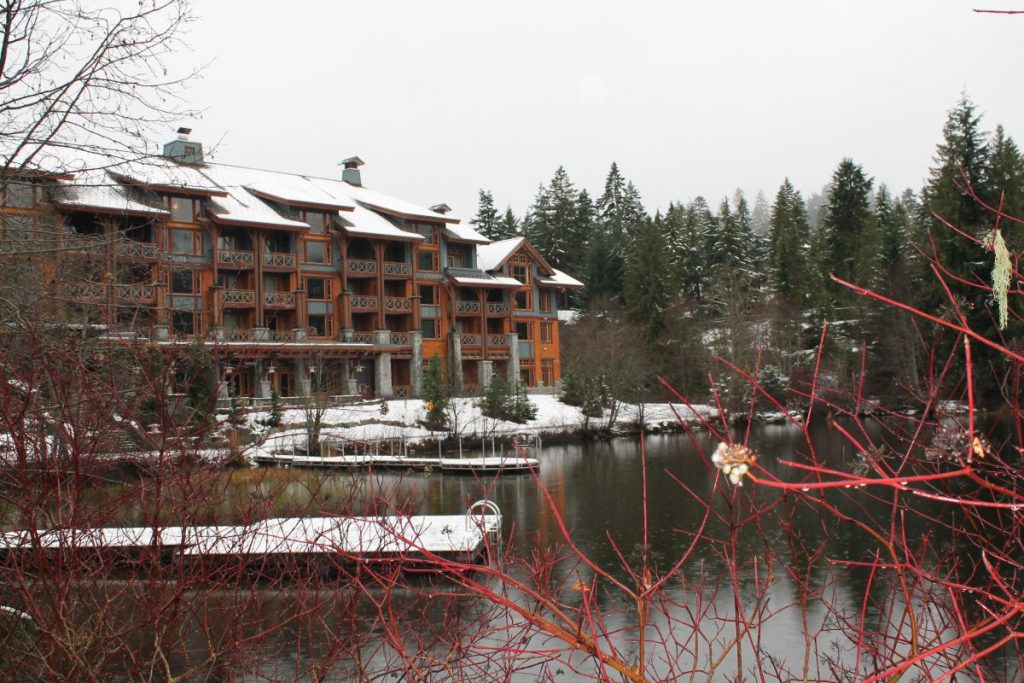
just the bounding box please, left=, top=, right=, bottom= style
left=455, top=301, right=480, bottom=314
left=347, top=258, right=377, bottom=275
left=486, top=302, right=509, bottom=315
left=384, top=296, right=412, bottom=313
left=266, top=330, right=291, bottom=342
left=67, top=282, right=104, bottom=301
left=460, top=333, right=482, bottom=346
left=222, top=329, right=253, bottom=342
left=487, top=334, right=507, bottom=347
left=351, top=332, right=376, bottom=344
left=116, top=241, right=160, bottom=260
left=220, top=289, right=255, bottom=306
left=383, top=261, right=411, bottom=276
left=114, top=283, right=155, bottom=303
left=263, top=251, right=295, bottom=268
left=264, top=291, right=296, bottom=307
left=350, top=295, right=377, bottom=311
left=218, top=249, right=255, bottom=267
left=389, top=332, right=410, bottom=346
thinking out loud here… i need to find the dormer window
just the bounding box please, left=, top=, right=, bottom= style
left=166, top=196, right=198, bottom=222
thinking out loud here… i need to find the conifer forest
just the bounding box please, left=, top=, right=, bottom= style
left=474, top=95, right=1023, bottom=415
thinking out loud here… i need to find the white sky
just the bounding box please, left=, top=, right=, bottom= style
left=176, top=1, right=1024, bottom=219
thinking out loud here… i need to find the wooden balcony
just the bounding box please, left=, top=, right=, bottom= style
left=455, top=301, right=480, bottom=315
left=67, top=282, right=104, bottom=302
left=460, top=333, right=482, bottom=347
left=384, top=296, right=412, bottom=313
left=115, top=241, right=160, bottom=260
left=346, top=258, right=377, bottom=276
left=350, top=295, right=378, bottom=312
left=263, top=251, right=296, bottom=268
left=486, top=302, right=509, bottom=315
left=264, top=291, right=296, bottom=308
left=389, top=331, right=410, bottom=346
left=351, top=331, right=376, bottom=344
left=487, top=334, right=507, bottom=347
left=114, top=283, right=155, bottom=304
left=382, top=261, right=411, bottom=277
left=220, top=289, right=256, bottom=307
left=217, top=249, right=255, bottom=268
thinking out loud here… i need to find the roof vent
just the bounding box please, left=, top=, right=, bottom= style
left=341, top=156, right=364, bottom=187
left=430, top=203, right=452, bottom=215
left=164, top=128, right=202, bottom=164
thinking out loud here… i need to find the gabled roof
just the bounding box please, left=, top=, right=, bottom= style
left=334, top=182, right=461, bottom=224
left=443, top=222, right=489, bottom=244
left=475, top=237, right=555, bottom=276
left=339, top=205, right=424, bottom=242
left=54, top=171, right=168, bottom=217
left=537, top=268, right=585, bottom=289
left=199, top=163, right=356, bottom=213
left=109, top=157, right=226, bottom=196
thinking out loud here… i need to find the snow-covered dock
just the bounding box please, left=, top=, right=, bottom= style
left=251, top=449, right=540, bottom=474
left=0, top=502, right=502, bottom=573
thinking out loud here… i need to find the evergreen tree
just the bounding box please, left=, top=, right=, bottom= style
left=525, top=167, right=586, bottom=272
left=751, top=190, right=771, bottom=236
left=497, top=206, right=520, bottom=239
left=422, top=355, right=450, bottom=431
left=471, top=189, right=500, bottom=240
left=818, top=158, right=875, bottom=311
left=768, top=178, right=811, bottom=302
left=588, top=163, right=648, bottom=300
left=624, top=213, right=672, bottom=337
left=987, top=124, right=1024, bottom=250
left=681, top=197, right=715, bottom=300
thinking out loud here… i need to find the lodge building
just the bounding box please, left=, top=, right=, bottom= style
left=0, top=130, right=582, bottom=401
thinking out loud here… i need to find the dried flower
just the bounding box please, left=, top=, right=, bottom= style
left=711, top=443, right=757, bottom=486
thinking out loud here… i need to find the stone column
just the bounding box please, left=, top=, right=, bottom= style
left=374, top=330, right=393, bottom=398
left=291, top=327, right=308, bottom=342
left=255, top=360, right=271, bottom=399
left=410, top=330, right=424, bottom=397
left=478, top=360, right=494, bottom=391
left=294, top=358, right=311, bottom=397
left=449, top=330, right=464, bottom=394
left=506, top=332, right=520, bottom=385
left=252, top=326, right=269, bottom=342
left=153, top=324, right=170, bottom=341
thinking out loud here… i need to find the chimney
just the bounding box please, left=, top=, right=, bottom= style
left=341, top=156, right=364, bottom=186
left=163, top=127, right=203, bottom=164
left=430, top=203, right=452, bottom=215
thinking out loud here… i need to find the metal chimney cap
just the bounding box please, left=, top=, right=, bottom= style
left=340, top=156, right=364, bottom=169
left=176, top=127, right=192, bottom=138
left=430, top=203, right=452, bottom=214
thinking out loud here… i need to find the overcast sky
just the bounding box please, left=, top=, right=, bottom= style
left=176, top=1, right=1024, bottom=220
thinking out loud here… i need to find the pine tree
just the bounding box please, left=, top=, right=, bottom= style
left=819, top=158, right=875, bottom=312
left=589, top=163, right=648, bottom=300
left=497, top=207, right=519, bottom=239
left=681, top=197, right=715, bottom=301
left=751, top=190, right=771, bottom=236
left=422, top=355, right=450, bottom=431
left=471, top=189, right=500, bottom=240
left=987, top=124, right=1024, bottom=250
left=768, top=178, right=811, bottom=302
left=526, top=167, right=585, bottom=272
left=624, top=213, right=672, bottom=337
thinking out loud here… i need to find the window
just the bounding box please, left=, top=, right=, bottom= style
left=171, top=228, right=201, bottom=255
left=419, top=284, right=437, bottom=305
left=540, top=321, right=554, bottom=343
left=167, top=196, right=196, bottom=222
left=541, top=359, right=555, bottom=387
left=418, top=250, right=439, bottom=272
left=514, top=289, right=532, bottom=310
left=413, top=223, right=436, bottom=244
left=539, top=290, right=552, bottom=312
left=171, top=310, right=197, bottom=336
left=171, top=270, right=195, bottom=294
left=519, top=362, right=534, bottom=387
left=306, top=277, right=330, bottom=300
left=304, top=239, right=329, bottom=264
left=515, top=322, right=532, bottom=340
left=304, top=210, right=325, bottom=234
left=510, top=259, right=531, bottom=285
left=308, top=314, right=332, bottom=338
left=421, top=318, right=438, bottom=339
left=1, top=181, right=35, bottom=208
left=446, top=246, right=469, bottom=269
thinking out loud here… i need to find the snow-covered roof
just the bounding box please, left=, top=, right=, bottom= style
left=443, top=223, right=489, bottom=244
left=54, top=172, right=168, bottom=216
left=476, top=238, right=524, bottom=271
left=110, top=157, right=225, bottom=195
left=339, top=205, right=424, bottom=242
left=205, top=187, right=311, bottom=230
left=447, top=272, right=523, bottom=288
left=201, top=163, right=356, bottom=212
left=537, top=268, right=584, bottom=289
left=336, top=182, right=461, bottom=224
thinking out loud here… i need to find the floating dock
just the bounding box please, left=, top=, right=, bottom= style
left=0, top=502, right=502, bottom=576
left=251, top=449, right=540, bottom=474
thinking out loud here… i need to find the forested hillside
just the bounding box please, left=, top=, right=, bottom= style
left=474, top=95, right=1024, bottom=412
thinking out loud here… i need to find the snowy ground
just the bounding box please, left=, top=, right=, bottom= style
left=247, top=395, right=722, bottom=452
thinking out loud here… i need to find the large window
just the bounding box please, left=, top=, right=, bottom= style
left=515, top=321, right=532, bottom=340
left=419, top=284, right=437, bottom=305
left=510, top=258, right=531, bottom=285
left=304, top=210, right=326, bottom=234
left=306, top=277, right=331, bottom=300
left=308, top=314, right=332, bottom=338
left=539, top=290, right=552, bottom=312
left=421, top=318, right=439, bottom=339
left=514, top=289, right=532, bottom=310
left=418, top=250, right=439, bottom=272
left=540, top=321, right=554, bottom=343
left=541, top=359, right=555, bottom=387
left=304, top=239, right=329, bottom=264
left=170, top=228, right=201, bottom=255
left=171, top=270, right=195, bottom=294
left=171, top=310, right=198, bottom=336
left=167, top=196, right=198, bottom=222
